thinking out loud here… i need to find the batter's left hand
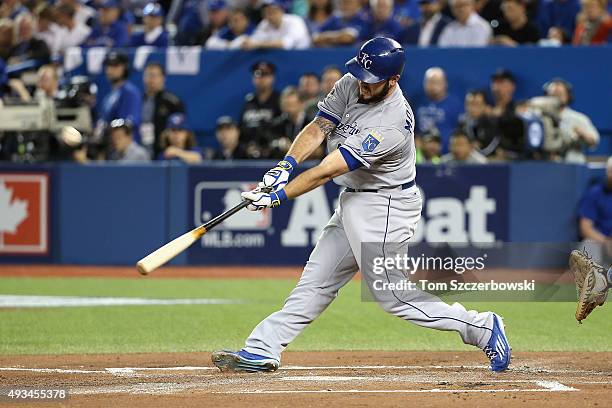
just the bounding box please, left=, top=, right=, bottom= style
left=241, top=189, right=285, bottom=211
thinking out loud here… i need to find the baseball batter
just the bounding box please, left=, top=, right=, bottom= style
left=212, top=37, right=511, bottom=373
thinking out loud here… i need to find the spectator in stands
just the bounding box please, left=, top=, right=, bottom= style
left=394, top=0, right=422, bottom=28
left=544, top=78, right=599, bottom=162
left=94, top=52, right=142, bottom=152
left=298, top=72, right=321, bottom=107
left=312, top=0, right=370, bottom=46
left=539, top=25, right=571, bottom=45
left=7, top=12, right=50, bottom=65
left=7, top=63, right=61, bottom=102
left=306, top=0, right=334, bottom=33
left=305, top=66, right=341, bottom=121
left=243, top=0, right=311, bottom=49
left=271, top=86, right=307, bottom=148
left=438, top=0, right=493, bottom=46
left=157, top=113, right=203, bottom=163
left=240, top=60, right=282, bottom=159
left=141, top=61, right=185, bottom=157
left=205, top=8, right=254, bottom=49
left=459, top=89, right=500, bottom=156
left=573, top=0, right=612, bottom=44
left=200, top=0, right=230, bottom=45
left=35, top=6, right=63, bottom=57
left=416, top=67, right=462, bottom=153
left=169, top=0, right=206, bottom=45
left=0, top=0, right=27, bottom=20
left=440, top=130, right=489, bottom=163
left=474, top=0, right=505, bottom=26
left=538, top=0, right=581, bottom=39
left=58, top=0, right=96, bottom=27
left=577, top=156, right=612, bottom=264
left=368, top=0, right=407, bottom=42
left=212, top=116, right=247, bottom=159
left=108, top=119, right=150, bottom=162
left=86, top=0, right=130, bottom=48
left=55, top=3, right=92, bottom=53
left=130, top=3, right=168, bottom=47
left=0, top=19, right=14, bottom=61
left=418, top=128, right=442, bottom=163
left=415, top=0, right=452, bottom=46
left=489, top=68, right=524, bottom=159
left=492, top=0, right=541, bottom=45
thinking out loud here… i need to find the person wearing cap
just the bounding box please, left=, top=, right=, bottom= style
left=415, top=67, right=462, bottom=153
left=489, top=68, right=524, bottom=159
left=458, top=89, right=500, bottom=157
left=242, top=0, right=311, bottom=49
left=437, top=0, right=492, bottom=46
left=205, top=7, right=255, bottom=49
left=239, top=61, right=282, bottom=159
left=108, top=119, right=150, bottom=162
left=415, top=0, right=451, bottom=46
left=200, top=0, right=230, bottom=44
left=86, top=0, right=130, bottom=48
left=544, top=78, right=599, bottom=163
left=141, top=61, right=185, bottom=157
left=93, top=51, right=142, bottom=151
left=213, top=116, right=248, bottom=160
left=491, top=0, right=540, bottom=46
left=313, top=0, right=370, bottom=46
left=157, top=113, right=203, bottom=163
left=130, top=2, right=169, bottom=47
left=367, top=0, right=407, bottom=42
left=55, top=3, right=92, bottom=53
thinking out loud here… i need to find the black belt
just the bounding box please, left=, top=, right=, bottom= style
left=345, top=180, right=415, bottom=193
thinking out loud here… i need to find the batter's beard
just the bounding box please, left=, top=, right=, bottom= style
left=358, top=80, right=391, bottom=104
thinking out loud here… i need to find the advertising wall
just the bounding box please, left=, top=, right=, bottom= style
left=0, top=162, right=592, bottom=266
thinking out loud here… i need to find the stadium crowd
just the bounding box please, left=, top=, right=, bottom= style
left=0, top=0, right=609, bottom=164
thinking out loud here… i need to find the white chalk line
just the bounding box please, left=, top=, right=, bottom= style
left=2, top=364, right=611, bottom=376
left=215, top=388, right=578, bottom=395
left=0, top=295, right=244, bottom=308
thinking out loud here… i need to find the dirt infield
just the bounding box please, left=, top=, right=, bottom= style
left=1, top=351, right=611, bottom=407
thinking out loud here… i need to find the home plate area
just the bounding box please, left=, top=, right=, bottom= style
left=1, top=351, right=611, bottom=407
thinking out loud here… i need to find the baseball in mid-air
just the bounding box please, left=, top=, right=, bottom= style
left=60, top=126, right=83, bottom=147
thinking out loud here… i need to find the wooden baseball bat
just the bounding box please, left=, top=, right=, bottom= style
left=136, top=200, right=251, bottom=275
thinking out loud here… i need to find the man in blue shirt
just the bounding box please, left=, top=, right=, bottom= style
left=415, top=67, right=462, bottom=153
left=313, top=0, right=369, bottom=46
left=94, top=52, right=142, bottom=152
left=537, top=0, right=580, bottom=39
left=578, top=156, right=612, bottom=264
left=368, top=0, right=407, bottom=42
left=86, top=0, right=130, bottom=48
left=130, top=2, right=169, bottom=47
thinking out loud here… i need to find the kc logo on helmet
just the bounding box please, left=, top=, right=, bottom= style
left=359, top=52, right=372, bottom=69
left=0, top=173, right=49, bottom=255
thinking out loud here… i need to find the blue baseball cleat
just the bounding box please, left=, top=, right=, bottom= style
left=211, top=349, right=279, bottom=373
left=483, top=314, right=511, bottom=372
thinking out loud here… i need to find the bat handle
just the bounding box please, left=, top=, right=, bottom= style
left=202, top=199, right=251, bottom=231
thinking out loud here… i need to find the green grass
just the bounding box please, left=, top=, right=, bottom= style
left=0, top=277, right=610, bottom=355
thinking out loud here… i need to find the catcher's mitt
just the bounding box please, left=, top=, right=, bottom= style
left=569, top=250, right=608, bottom=323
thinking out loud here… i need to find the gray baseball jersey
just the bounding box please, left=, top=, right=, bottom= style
left=317, top=73, right=416, bottom=189
left=242, top=73, right=495, bottom=363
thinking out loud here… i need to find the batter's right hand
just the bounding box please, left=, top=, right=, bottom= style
left=259, top=156, right=297, bottom=192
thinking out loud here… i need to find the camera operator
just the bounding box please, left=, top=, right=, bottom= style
left=544, top=78, right=599, bottom=163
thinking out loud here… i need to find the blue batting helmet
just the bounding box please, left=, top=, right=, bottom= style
left=346, top=37, right=405, bottom=84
